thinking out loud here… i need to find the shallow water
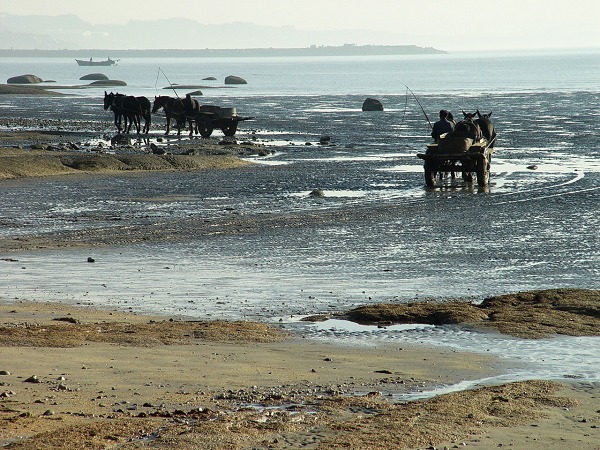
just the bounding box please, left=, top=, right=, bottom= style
left=1, top=52, right=600, bottom=398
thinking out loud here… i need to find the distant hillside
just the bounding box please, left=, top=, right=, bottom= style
left=0, top=13, right=443, bottom=52
left=0, top=45, right=446, bottom=58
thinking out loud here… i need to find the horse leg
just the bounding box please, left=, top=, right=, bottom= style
left=165, top=116, right=170, bottom=135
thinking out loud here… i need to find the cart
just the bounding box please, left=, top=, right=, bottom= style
left=417, top=135, right=494, bottom=187
left=193, top=105, right=253, bottom=138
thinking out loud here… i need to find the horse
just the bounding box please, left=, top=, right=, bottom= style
left=103, top=91, right=123, bottom=133
left=136, top=96, right=152, bottom=134
left=475, top=110, right=497, bottom=147
left=104, top=91, right=141, bottom=134
left=114, top=95, right=141, bottom=134
left=152, top=96, right=186, bottom=135
left=182, top=94, right=200, bottom=136
left=453, top=110, right=483, bottom=141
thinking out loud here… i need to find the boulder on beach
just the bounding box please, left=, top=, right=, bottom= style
left=79, top=73, right=109, bottom=81
left=225, top=75, right=247, bottom=85
left=88, top=80, right=127, bottom=86
left=7, top=74, right=43, bottom=84
left=362, top=98, right=384, bottom=111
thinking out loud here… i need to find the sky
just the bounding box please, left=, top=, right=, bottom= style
left=2, top=0, right=600, bottom=51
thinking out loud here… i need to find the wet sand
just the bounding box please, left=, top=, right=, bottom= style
left=1, top=301, right=599, bottom=450
left=2, top=129, right=600, bottom=448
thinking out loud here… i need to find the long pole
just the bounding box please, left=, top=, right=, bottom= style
left=159, top=67, right=180, bottom=98
left=406, top=85, right=432, bottom=129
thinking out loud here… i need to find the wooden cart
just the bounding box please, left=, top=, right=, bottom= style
left=193, top=105, right=253, bottom=138
left=417, top=136, right=494, bottom=187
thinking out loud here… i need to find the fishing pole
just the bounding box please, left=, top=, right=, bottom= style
left=159, top=67, right=180, bottom=98
left=406, top=85, right=432, bottom=129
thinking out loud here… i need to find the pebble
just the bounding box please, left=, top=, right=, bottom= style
left=0, top=370, right=10, bottom=376
left=24, top=375, right=41, bottom=383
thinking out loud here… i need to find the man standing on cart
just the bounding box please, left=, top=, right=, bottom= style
left=431, top=109, right=454, bottom=142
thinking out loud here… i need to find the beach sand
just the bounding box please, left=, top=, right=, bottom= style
left=1, top=128, right=600, bottom=448
left=0, top=301, right=599, bottom=450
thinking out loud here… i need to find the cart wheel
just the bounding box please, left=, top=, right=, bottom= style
left=197, top=116, right=214, bottom=138
left=424, top=161, right=436, bottom=187
left=476, top=157, right=490, bottom=187
left=221, top=120, right=238, bottom=137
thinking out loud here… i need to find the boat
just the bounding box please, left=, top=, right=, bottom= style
left=75, top=57, right=117, bottom=66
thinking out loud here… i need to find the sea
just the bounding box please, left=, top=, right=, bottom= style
left=1, top=48, right=600, bottom=398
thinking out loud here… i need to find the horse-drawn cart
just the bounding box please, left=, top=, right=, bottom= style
left=194, top=105, right=253, bottom=138
left=417, top=135, right=494, bottom=187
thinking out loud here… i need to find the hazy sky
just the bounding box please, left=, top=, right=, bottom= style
left=2, top=0, right=600, bottom=51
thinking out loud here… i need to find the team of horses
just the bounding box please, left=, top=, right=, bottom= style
left=104, top=91, right=203, bottom=136
left=450, top=110, right=497, bottom=147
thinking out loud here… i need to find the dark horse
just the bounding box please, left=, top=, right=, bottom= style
left=103, top=91, right=142, bottom=134
left=475, top=110, right=497, bottom=147
left=452, top=110, right=483, bottom=141
left=152, top=96, right=187, bottom=135
left=137, top=96, right=152, bottom=134
left=103, top=91, right=123, bottom=132
left=182, top=94, right=200, bottom=136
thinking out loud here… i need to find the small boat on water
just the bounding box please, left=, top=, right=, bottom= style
left=76, top=57, right=117, bottom=66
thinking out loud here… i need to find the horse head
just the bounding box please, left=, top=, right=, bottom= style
left=152, top=96, right=167, bottom=113
left=476, top=110, right=493, bottom=119
left=103, top=91, right=114, bottom=110
left=462, top=110, right=477, bottom=121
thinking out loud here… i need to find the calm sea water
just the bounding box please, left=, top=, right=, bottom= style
left=2, top=50, right=600, bottom=394
left=2, top=49, right=600, bottom=98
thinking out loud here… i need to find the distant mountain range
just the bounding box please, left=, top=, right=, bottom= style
left=0, top=13, right=445, bottom=54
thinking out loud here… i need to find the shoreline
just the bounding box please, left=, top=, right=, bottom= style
left=2, top=128, right=600, bottom=448
left=1, top=300, right=598, bottom=449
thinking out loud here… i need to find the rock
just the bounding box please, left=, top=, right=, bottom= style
left=319, top=136, right=331, bottom=145
left=7, top=74, right=43, bottom=84
left=309, top=189, right=325, bottom=197
left=0, top=370, right=10, bottom=375
left=87, top=257, right=95, bottom=263
left=88, top=80, right=127, bottom=86
left=79, top=73, right=109, bottom=81
left=202, top=76, right=217, bottom=81
left=527, top=165, right=538, bottom=170
left=151, top=144, right=165, bottom=155
left=224, top=75, right=247, bottom=85
left=362, top=97, right=384, bottom=111
left=24, top=375, right=41, bottom=383
left=187, top=90, right=203, bottom=96
left=111, top=134, right=131, bottom=146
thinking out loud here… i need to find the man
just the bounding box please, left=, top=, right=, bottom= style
left=431, top=109, right=454, bottom=142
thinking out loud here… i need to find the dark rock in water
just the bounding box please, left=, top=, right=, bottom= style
left=7, top=74, right=43, bottom=84
left=362, top=98, right=384, bottom=111
left=225, top=75, right=247, bottom=85
left=79, top=73, right=109, bottom=81
left=527, top=165, right=538, bottom=170
left=87, top=257, right=95, bottom=263
left=309, top=189, right=325, bottom=197
left=203, top=76, right=217, bottom=81
left=319, top=136, right=331, bottom=145
left=187, top=90, right=203, bottom=96
left=89, top=80, right=127, bottom=86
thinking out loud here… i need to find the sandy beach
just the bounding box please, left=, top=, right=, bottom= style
left=1, top=125, right=600, bottom=449
left=1, top=300, right=599, bottom=450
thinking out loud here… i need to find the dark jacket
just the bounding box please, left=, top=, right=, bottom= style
left=431, top=119, right=454, bottom=142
